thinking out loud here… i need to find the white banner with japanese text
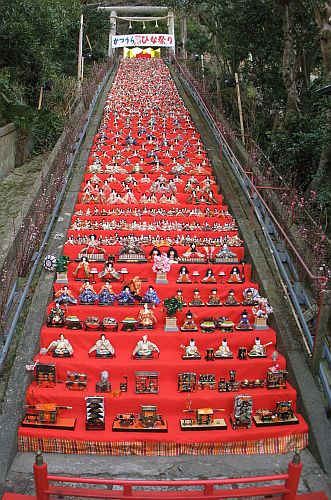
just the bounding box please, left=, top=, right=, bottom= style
left=111, top=34, right=175, bottom=48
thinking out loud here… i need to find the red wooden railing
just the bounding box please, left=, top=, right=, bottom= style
left=21, top=452, right=311, bottom=499
left=3, top=452, right=328, bottom=500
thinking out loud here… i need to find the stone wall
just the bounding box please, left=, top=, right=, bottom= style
left=0, top=123, right=17, bottom=179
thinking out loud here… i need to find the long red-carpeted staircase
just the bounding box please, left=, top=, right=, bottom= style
left=18, top=58, right=308, bottom=456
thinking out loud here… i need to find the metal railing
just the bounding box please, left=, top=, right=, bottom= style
left=0, top=59, right=117, bottom=370
left=170, top=56, right=331, bottom=411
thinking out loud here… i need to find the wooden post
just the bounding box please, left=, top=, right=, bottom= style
left=180, top=16, right=187, bottom=59
left=81, top=56, right=85, bottom=81
left=86, top=34, right=92, bottom=52
left=33, top=452, right=50, bottom=500
left=311, top=289, right=331, bottom=374
left=235, top=72, right=245, bottom=145
left=283, top=453, right=302, bottom=500
left=201, top=54, right=205, bottom=91
left=37, top=86, right=43, bottom=110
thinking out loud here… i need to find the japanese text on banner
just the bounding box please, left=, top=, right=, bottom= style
left=111, top=34, right=175, bottom=48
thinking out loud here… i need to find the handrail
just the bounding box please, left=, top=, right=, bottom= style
left=32, top=453, right=302, bottom=500
left=179, top=59, right=329, bottom=239
left=0, top=60, right=116, bottom=370
left=171, top=57, right=327, bottom=288
left=171, top=56, right=331, bottom=411
left=173, top=58, right=327, bottom=284
left=47, top=474, right=289, bottom=485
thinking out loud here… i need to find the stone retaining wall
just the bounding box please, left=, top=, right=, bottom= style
left=0, top=123, right=17, bottom=179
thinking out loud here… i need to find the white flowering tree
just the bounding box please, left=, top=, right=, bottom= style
left=152, top=253, right=171, bottom=274
left=252, top=297, right=273, bottom=319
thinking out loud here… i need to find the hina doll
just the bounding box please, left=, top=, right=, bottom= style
left=167, top=247, right=179, bottom=263
left=107, top=189, right=118, bottom=204
left=122, top=188, right=138, bottom=204
left=88, top=334, right=115, bottom=358
left=236, top=309, right=253, bottom=330
left=207, top=288, right=222, bottom=306
left=149, top=246, right=161, bottom=262
left=242, top=287, right=259, bottom=306
left=117, top=285, right=135, bottom=305
left=137, top=303, right=157, bottom=329
left=248, top=337, right=270, bottom=357
left=131, top=163, right=145, bottom=174
left=181, top=243, right=205, bottom=261
left=98, top=281, right=117, bottom=305
left=47, top=303, right=66, bottom=327
left=227, top=266, right=244, bottom=283
left=132, top=335, right=159, bottom=359
left=189, top=289, right=205, bottom=306
left=180, top=310, right=198, bottom=331
left=78, top=280, right=98, bottom=304
left=128, top=276, right=143, bottom=300
left=46, top=334, right=73, bottom=357
left=215, top=243, right=237, bottom=262
left=73, top=256, right=91, bottom=280
left=201, top=268, right=217, bottom=283
left=224, top=289, right=240, bottom=306
left=175, top=288, right=187, bottom=307
left=215, top=339, right=233, bottom=358
left=80, top=234, right=106, bottom=258
left=177, top=266, right=191, bottom=283
left=189, top=164, right=209, bottom=175
left=54, top=286, right=77, bottom=305
left=181, top=338, right=201, bottom=358
left=98, top=260, right=121, bottom=281
left=141, top=286, right=161, bottom=305
left=206, top=190, right=218, bottom=204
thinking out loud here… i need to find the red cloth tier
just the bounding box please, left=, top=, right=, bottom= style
left=18, top=57, right=308, bottom=456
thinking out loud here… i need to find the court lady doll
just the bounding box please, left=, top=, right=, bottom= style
left=201, top=268, right=217, bottom=283
left=98, top=260, right=121, bottom=281
left=227, top=266, right=244, bottom=283
left=167, top=246, right=179, bottom=263
left=73, top=256, right=91, bottom=280
left=177, top=266, right=191, bottom=283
